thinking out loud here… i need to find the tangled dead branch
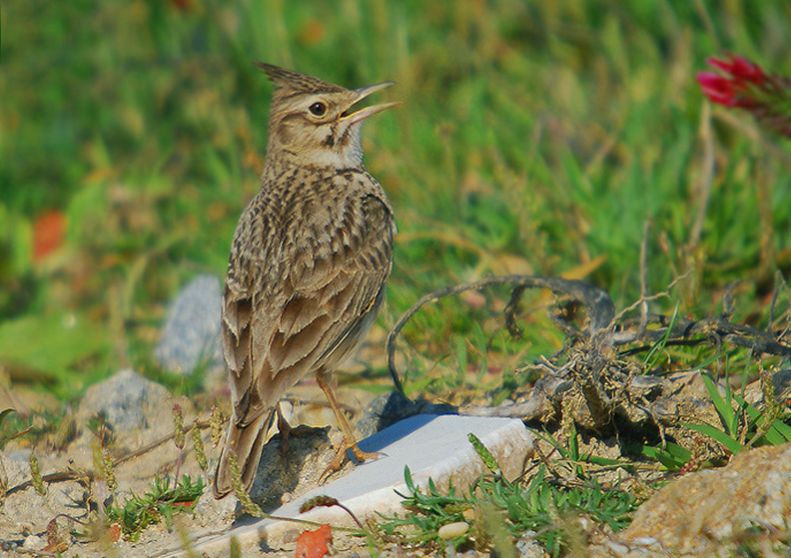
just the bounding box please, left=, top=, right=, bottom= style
left=386, top=275, right=616, bottom=393
left=385, top=273, right=790, bottom=437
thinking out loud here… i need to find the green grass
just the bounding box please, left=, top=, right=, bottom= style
left=683, top=372, right=791, bottom=454
left=1, top=1, right=789, bottom=401
left=106, top=474, right=205, bottom=541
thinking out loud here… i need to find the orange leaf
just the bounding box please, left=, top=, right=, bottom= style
left=32, top=210, right=66, bottom=262
left=294, top=524, right=332, bottom=558
left=107, top=522, right=122, bottom=543
left=169, top=0, right=193, bottom=11
left=298, top=20, right=325, bottom=45
left=172, top=500, right=197, bottom=508
left=42, top=517, right=69, bottom=553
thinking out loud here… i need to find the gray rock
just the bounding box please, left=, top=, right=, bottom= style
left=156, top=274, right=223, bottom=375
left=0, top=449, right=32, bottom=487
left=77, top=369, right=171, bottom=431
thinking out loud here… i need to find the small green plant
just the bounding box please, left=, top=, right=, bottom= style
left=377, top=437, right=639, bottom=556
left=642, top=303, right=680, bottom=370
left=106, top=475, right=205, bottom=541
left=639, top=442, right=692, bottom=471
left=684, top=374, right=791, bottom=455
left=378, top=467, right=469, bottom=550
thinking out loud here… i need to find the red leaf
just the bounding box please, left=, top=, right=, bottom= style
left=294, top=524, right=332, bottom=558
left=171, top=500, right=196, bottom=508
left=33, top=210, right=66, bottom=262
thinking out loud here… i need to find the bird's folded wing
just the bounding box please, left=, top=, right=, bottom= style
left=223, top=193, right=393, bottom=427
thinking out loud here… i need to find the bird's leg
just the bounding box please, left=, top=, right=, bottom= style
left=316, top=370, right=381, bottom=481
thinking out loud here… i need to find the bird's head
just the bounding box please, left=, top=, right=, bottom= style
left=258, top=63, right=398, bottom=169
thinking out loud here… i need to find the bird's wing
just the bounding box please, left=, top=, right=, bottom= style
left=223, top=190, right=394, bottom=428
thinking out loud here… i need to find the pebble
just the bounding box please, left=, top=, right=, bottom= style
left=516, top=531, right=545, bottom=558
left=22, top=534, right=43, bottom=550
left=437, top=521, right=469, bottom=540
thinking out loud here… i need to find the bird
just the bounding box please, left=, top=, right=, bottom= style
left=213, top=63, right=398, bottom=499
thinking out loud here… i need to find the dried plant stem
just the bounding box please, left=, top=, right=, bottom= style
left=7, top=417, right=222, bottom=496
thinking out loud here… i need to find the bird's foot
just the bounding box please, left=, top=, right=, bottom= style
left=318, top=440, right=383, bottom=484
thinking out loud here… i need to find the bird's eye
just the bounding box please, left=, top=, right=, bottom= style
left=308, top=102, right=327, bottom=116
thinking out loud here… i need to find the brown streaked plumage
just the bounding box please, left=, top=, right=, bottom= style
left=213, top=64, right=397, bottom=498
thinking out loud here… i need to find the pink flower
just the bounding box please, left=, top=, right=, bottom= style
left=708, top=56, right=766, bottom=84
left=697, top=73, right=737, bottom=106
left=697, top=55, right=766, bottom=108
left=697, top=54, right=791, bottom=137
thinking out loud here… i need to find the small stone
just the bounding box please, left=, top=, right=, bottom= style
left=605, top=541, right=629, bottom=555
left=516, top=531, right=545, bottom=558
left=437, top=521, right=469, bottom=540
left=22, top=534, right=43, bottom=550
left=156, top=274, right=223, bottom=375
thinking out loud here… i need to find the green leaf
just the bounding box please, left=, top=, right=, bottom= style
left=569, top=423, right=580, bottom=462
left=770, top=418, right=791, bottom=442
left=683, top=422, right=743, bottom=454
left=736, top=396, right=791, bottom=445
left=701, top=374, right=738, bottom=437
left=404, top=466, right=415, bottom=492
left=640, top=442, right=690, bottom=470
left=585, top=454, right=630, bottom=468
left=643, top=303, right=679, bottom=368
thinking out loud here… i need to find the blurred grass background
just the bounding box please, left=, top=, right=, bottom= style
left=1, top=0, right=789, bottom=402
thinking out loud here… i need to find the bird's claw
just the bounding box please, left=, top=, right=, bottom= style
left=318, top=440, right=383, bottom=483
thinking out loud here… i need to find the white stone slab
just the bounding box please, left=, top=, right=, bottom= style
left=161, top=414, right=533, bottom=557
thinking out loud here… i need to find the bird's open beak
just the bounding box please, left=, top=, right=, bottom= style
left=340, top=81, right=400, bottom=125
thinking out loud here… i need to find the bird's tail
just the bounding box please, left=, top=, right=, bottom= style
left=212, top=410, right=273, bottom=499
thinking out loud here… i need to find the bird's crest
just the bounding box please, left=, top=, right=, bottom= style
left=256, top=63, right=345, bottom=95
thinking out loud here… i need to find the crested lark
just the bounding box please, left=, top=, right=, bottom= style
left=213, top=64, right=397, bottom=498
